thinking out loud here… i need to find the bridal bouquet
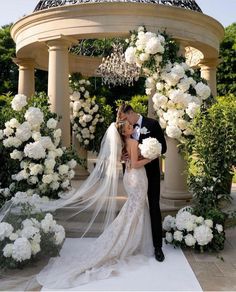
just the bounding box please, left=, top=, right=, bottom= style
left=138, top=137, right=162, bottom=160
left=0, top=192, right=65, bottom=269
left=163, top=207, right=225, bottom=252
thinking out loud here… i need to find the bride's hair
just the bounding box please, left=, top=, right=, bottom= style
left=115, top=120, right=127, bottom=154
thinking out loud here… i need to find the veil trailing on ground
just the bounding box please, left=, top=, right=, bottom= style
left=0, top=122, right=123, bottom=237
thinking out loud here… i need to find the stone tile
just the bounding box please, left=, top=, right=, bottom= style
left=198, top=275, right=236, bottom=291
left=215, top=262, right=236, bottom=277
left=187, top=261, right=223, bottom=278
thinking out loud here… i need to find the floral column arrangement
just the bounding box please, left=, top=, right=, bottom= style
left=69, top=76, right=104, bottom=178
left=125, top=26, right=212, bottom=206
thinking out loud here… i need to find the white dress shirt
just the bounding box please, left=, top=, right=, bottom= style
left=132, top=115, right=143, bottom=141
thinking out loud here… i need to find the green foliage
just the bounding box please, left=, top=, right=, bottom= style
left=0, top=25, right=18, bottom=95
left=217, top=23, right=236, bottom=95
left=115, top=95, right=149, bottom=117
left=70, top=38, right=127, bottom=57
left=184, top=94, right=236, bottom=221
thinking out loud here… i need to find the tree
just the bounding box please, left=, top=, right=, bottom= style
left=0, top=24, right=18, bottom=95
left=0, top=24, right=48, bottom=96
left=217, top=23, right=236, bottom=96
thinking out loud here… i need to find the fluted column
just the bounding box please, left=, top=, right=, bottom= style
left=161, top=137, right=192, bottom=207
left=47, top=39, right=71, bottom=147
left=13, top=58, right=35, bottom=98
left=199, top=58, right=219, bottom=97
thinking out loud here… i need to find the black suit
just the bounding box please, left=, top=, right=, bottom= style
left=139, top=116, right=167, bottom=248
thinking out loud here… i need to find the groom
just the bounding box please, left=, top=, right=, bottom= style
left=117, top=103, right=167, bottom=262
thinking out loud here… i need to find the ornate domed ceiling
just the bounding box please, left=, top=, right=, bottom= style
left=34, top=0, right=202, bottom=12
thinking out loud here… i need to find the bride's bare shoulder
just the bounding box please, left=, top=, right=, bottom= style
left=126, top=138, right=138, bottom=146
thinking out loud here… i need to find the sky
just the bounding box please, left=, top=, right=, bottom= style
left=0, top=0, right=235, bottom=28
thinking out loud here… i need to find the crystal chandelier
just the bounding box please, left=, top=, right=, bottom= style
left=96, top=43, right=140, bottom=87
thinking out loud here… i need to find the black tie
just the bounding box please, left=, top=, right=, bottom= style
left=133, top=123, right=139, bottom=128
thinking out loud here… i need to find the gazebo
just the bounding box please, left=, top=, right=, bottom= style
left=11, top=0, right=224, bottom=207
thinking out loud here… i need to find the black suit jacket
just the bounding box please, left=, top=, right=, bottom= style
left=139, top=116, right=167, bottom=175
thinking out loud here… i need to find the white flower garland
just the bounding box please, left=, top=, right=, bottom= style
left=125, top=26, right=211, bottom=140
left=69, top=78, right=104, bottom=148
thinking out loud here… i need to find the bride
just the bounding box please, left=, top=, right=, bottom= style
left=37, top=120, right=156, bottom=289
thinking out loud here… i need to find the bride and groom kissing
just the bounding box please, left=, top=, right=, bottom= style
left=37, top=102, right=167, bottom=288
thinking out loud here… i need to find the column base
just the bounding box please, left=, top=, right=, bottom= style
left=73, top=164, right=90, bottom=180
left=161, top=190, right=192, bottom=208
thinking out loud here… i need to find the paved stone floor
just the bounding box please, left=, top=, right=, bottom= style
left=0, top=184, right=236, bottom=291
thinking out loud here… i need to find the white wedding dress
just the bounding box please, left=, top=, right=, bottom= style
left=37, top=166, right=154, bottom=289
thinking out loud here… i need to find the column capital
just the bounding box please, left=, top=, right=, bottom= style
left=198, top=57, right=221, bottom=69
left=39, top=35, right=77, bottom=50
left=13, top=58, right=36, bottom=69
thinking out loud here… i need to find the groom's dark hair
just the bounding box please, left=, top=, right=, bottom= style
left=119, top=102, right=135, bottom=114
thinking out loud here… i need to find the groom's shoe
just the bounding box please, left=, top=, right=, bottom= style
left=155, top=247, right=165, bottom=262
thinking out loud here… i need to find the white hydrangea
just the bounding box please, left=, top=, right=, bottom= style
left=195, top=82, right=211, bottom=100
left=0, top=222, right=14, bottom=240
left=215, top=224, right=223, bottom=233
left=47, top=118, right=58, bottom=129
left=184, top=234, right=196, bottom=247
left=3, top=243, right=13, bottom=257
left=165, top=232, right=173, bottom=243
left=125, top=46, right=137, bottom=64
left=53, top=225, right=65, bottom=245
left=25, top=107, right=44, bottom=128
left=12, top=238, right=32, bottom=262
left=194, top=225, right=213, bottom=246
left=173, top=230, right=183, bottom=242
left=20, top=226, right=40, bottom=239
left=15, top=122, right=32, bottom=142
left=31, top=241, right=41, bottom=255
left=186, top=102, right=200, bottom=119
left=204, top=219, right=213, bottom=228
left=175, top=211, right=193, bottom=231
left=10, top=150, right=23, bottom=160
left=163, top=215, right=175, bottom=232
left=11, top=94, right=27, bottom=111
left=24, top=141, right=46, bottom=159
left=58, top=164, right=69, bottom=175
left=166, top=125, right=182, bottom=139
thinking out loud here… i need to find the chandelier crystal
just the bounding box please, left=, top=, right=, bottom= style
left=96, top=43, right=141, bottom=87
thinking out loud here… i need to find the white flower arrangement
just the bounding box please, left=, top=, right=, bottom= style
left=124, top=26, right=212, bottom=141
left=163, top=206, right=224, bottom=252
left=138, top=137, right=162, bottom=160
left=0, top=194, right=65, bottom=269
left=0, top=94, right=77, bottom=200
left=69, top=77, right=104, bottom=149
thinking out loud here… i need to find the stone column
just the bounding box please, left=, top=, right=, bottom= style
left=13, top=58, right=35, bottom=98
left=72, top=133, right=89, bottom=179
left=161, top=137, right=192, bottom=207
left=47, top=39, right=71, bottom=147
left=199, top=58, right=219, bottom=97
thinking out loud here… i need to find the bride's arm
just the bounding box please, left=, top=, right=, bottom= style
left=129, top=140, right=151, bottom=169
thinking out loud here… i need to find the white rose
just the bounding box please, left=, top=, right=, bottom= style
left=125, top=46, right=137, bottom=64
left=163, top=215, right=175, bottom=232
left=68, top=159, right=77, bottom=169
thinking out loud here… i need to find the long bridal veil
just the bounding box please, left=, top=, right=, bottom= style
left=0, top=122, right=123, bottom=236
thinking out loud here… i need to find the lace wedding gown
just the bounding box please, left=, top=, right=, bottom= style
left=37, top=166, right=154, bottom=289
